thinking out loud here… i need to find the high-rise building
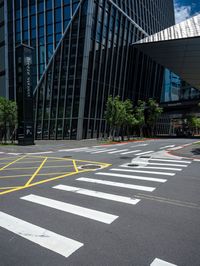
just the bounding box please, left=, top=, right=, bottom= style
left=1, top=0, right=175, bottom=139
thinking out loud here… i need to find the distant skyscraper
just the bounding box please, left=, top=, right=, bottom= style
left=1, top=0, right=175, bottom=139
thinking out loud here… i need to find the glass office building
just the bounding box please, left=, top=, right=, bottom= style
left=2, top=0, right=175, bottom=139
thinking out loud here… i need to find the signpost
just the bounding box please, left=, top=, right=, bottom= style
left=16, top=44, right=34, bottom=145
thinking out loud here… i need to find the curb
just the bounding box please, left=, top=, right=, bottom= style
left=167, top=141, right=200, bottom=161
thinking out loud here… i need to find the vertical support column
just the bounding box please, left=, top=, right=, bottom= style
left=76, top=0, right=94, bottom=140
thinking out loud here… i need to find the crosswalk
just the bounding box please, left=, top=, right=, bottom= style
left=58, top=143, right=154, bottom=156
left=0, top=156, right=192, bottom=260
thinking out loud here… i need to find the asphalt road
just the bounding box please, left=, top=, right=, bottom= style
left=0, top=138, right=199, bottom=266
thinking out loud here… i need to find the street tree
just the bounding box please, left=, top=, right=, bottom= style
left=0, top=97, right=18, bottom=143
left=105, top=96, right=138, bottom=140
left=134, top=100, right=145, bottom=137
left=145, top=98, right=163, bottom=137
left=121, top=99, right=138, bottom=140
left=105, top=96, right=125, bottom=140
left=187, top=116, right=200, bottom=129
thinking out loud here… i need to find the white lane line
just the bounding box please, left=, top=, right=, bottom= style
left=84, top=149, right=101, bottom=153
left=7, top=153, right=21, bottom=155
left=96, top=171, right=167, bottom=183
left=21, top=194, right=118, bottom=224
left=135, top=151, right=154, bottom=155
left=108, top=149, right=129, bottom=154
left=159, top=145, right=175, bottom=149
left=53, top=185, right=141, bottom=205
left=25, top=151, right=53, bottom=155
left=131, top=144, right=148, bottom=147
left=58, top=147, right=88, bottom=152
left=91, top=148, right=117, bottom=154
left=107, top=168, right=175, bottom=176
left=0, top=211, right=83, bottom=258
left=77, top=178, right=156, bottom=192
left=150, top=158, right=191, bottom=164
left=121, top=150, right=141, bottom=155
left=150, top=258, right=178, bottom=266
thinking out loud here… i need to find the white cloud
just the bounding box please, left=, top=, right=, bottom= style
left=174, top=2, right=192, bottom=24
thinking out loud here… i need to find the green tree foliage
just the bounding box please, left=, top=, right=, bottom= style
left=187, top=116, right=200, bottom=129
left=121, top=99, right=138, bottom=140
left=105, top=96, right=137, bottom=140
left=145, top=98, right=163, bottom=136
left=0, top=97, right=18, bottom=143
left=134, top=100, right=145, bottom=137
left=105, top=96, right=163, bottom=140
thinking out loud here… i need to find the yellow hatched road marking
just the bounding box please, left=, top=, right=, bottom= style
left=0, top=160, right=43, bottom=165
left=25, top=157, right=47, bottom=187
left=0, top=155, right=111, bottom=196
left=72, top=160, right=78, bottom=172
left=2, top=167, right=38, bottom=171
left=0, top=169, right=87, bottom=196
left=0, top=172, right=73, bottom=179
left=0, top=186, right=20, bottom=190
left=0, top=156, right=26, bottom=171
left=0, top=156, right=21, bottom=161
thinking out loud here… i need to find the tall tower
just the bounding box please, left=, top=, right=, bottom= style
left=3, top=0, right=175, bottom=139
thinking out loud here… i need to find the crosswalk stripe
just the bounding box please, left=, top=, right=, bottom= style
left=108, top=149, right=129, bottom=154
left=135, top=151, right=154, bottom=155
left=77, top=178, right=156, bottom=192
left=21, top=194, right=118, bottom=224
left=121, top=150, right=141, bottom=155
left=0, top=211, right=83, bottom=258
left=159, top=145, right=175, bottom=149
left=151, top=258, right=177, bottom=266
left=91, top=148, right=117, bottom=154
left=107, top=168, right=175, bottom=176
left=133, top=166, right=182, bottom=171
left=150, top=158, right=191, bottom=164
left=53, top=185, right=141, bottom=205
left=96, top=171, right=167, bottom=183
left=134, top=162, right=188, bottom=167
left=131, top=144, right=148, bottom=147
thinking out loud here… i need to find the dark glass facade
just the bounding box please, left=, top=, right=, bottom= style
left=3, top=0, right=175, bottom=139
left=161, top=69, right=200, bottom=103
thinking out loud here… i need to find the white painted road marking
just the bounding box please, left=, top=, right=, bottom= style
left=77, top=178, right=156, bottom=192
left=150, top=258, right=178, bottom=266
left=135, top=151, right=154, bottom=155
left=131, top=143, right=148, bottom=147
left=136, top=162, right=188, bottom=167
left=137, top=166, right=182, bottom=171
left=108, top=149, right=129, bottom=154
left=96, top=171, right=167, bottom=183
left=150, top=158, right=191, bottom=164
left=91, top=148, right=117, bottom=154
left=159, top=145, right=175, bottom=149
left=121, top=150, right=141, bottom=155
left=0, top=211, right=83, bottom=258
left=21, top=194, right=118, bottom=224
left=53, top=185, right=141, bottom=205
left=58, top=147, right=88, bottom=152
left=108, top=168, right=175, bottom=176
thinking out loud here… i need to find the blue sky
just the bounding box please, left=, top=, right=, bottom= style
left=174, top=0, right=200, bottom=23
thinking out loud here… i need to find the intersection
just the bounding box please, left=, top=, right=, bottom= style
left=0, top=138, right=199, bottom=266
